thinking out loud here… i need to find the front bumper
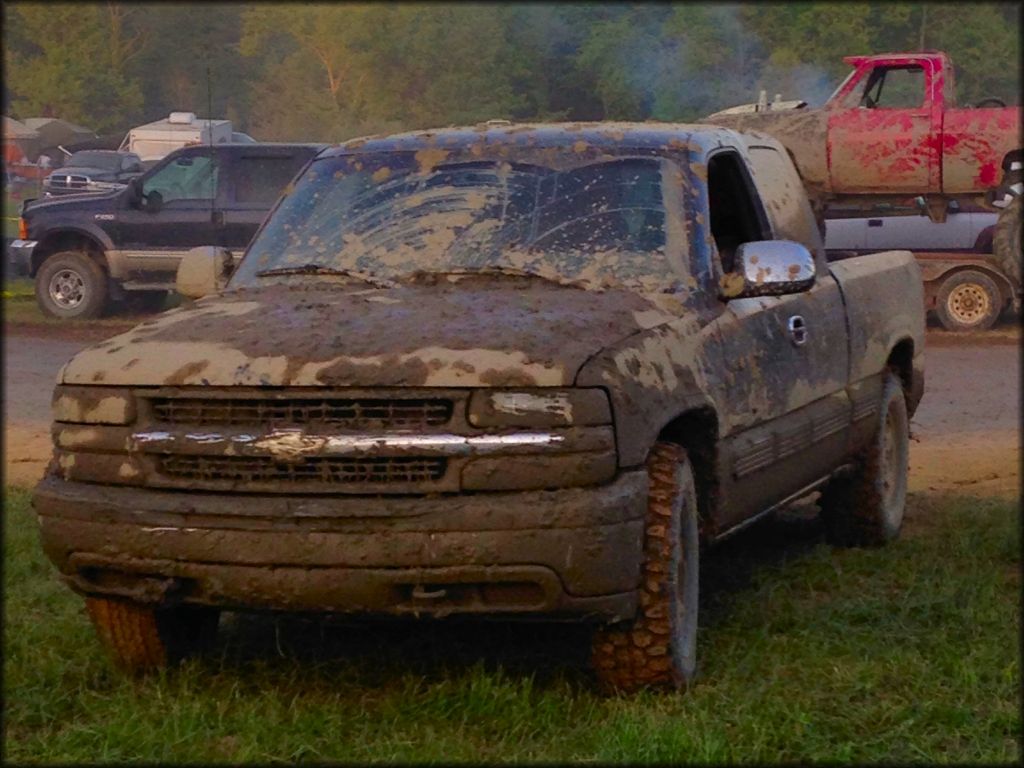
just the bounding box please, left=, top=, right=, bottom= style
left=9, top=239, right=36, bottom=275
left=34, top=470, right=647, bottom=621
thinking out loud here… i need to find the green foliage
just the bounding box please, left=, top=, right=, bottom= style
left=2, top=2, right=1020, bottom=138
left=5, top=3, right=144, bottom=132
left=4, top=488, right=1019, bottom=762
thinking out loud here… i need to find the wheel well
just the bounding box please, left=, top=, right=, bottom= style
left=973, top=225, right=995, bottom=253
left=657, top=407, right=719, bottom=528
left=886, top=339, right=914, bottom=396
left=31, top=232, right=107, bottom=277
left=1001, top=149, right=1022, bottom=172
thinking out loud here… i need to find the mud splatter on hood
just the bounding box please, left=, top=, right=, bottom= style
left=61, top=281, right=683, bottom=388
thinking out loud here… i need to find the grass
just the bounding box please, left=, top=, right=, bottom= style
left=3, top=488, right=1019, bottom=764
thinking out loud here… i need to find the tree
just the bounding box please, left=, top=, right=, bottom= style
left=5, top=2, right=144, bottom=132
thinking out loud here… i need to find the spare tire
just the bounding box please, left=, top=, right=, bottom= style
left=993, top=196, right=1021, bottom=293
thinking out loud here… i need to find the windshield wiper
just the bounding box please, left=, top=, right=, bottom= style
left=403, top=266, right=589, bottom=289
left=255, top=263, right=395, bottom=288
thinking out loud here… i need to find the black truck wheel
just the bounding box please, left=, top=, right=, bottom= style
left=121, top=290, right=169, bottom=314
left=934, top=270, right=1002, bottom=332
left=85, top=597, right=219, bottom=672
left=820, top=371, right=909, bottom=547
left=35, top=251, right=109, bottom=319
left=591, top=442, right=699, bottom=693
left=992, top=196, right=1021, bottom=293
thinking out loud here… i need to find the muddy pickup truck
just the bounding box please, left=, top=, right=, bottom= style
left=34, top=122, right=925, bottom=693
left=705, top=51, right=1022, bottom=293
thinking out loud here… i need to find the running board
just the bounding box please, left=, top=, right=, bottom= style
left=708, top=464, right=856, bottom=545
left=121, top=282, right=176, bottom=291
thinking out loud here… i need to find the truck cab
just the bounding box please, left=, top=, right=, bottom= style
left=824, top=53, right=1020, bottom=196
left=11, top=142, right=326, bottom=318
left=704, top=50, right=1022, bottom=295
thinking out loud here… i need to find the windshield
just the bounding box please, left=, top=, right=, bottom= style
left=231, top=153, right=684, bottom=292
left=68, top=151, right=122, bottom=171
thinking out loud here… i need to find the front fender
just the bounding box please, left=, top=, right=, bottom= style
left=33, top=223, right=114, bottom=275
left=575, top=316, right=722, bottom=468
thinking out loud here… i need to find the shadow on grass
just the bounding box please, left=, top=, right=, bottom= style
left=205, top=500, right=831, bottom=689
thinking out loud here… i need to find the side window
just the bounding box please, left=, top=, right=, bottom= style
left=142, top=153, right=218, bottom=204
left=234, top=155, right=307, bottom=205
left=860, top=65, right=925, bottom=109
left=746, top=146, right=823, bottom=255
left=706, top=151, right=768, bottom=274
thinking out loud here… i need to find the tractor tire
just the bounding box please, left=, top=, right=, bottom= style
left=820, top=371, right=909, bottom=547
left=992, top=196, right=1021, bottom=293
left=591, top=442, right=699, bottom=693
left=935, top=270, right=1002, bottom=332
left=85, top=597, right=219, bottom=673
left=35, top=251, right=109, bottom=319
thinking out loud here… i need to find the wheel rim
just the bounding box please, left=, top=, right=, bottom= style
left=48, top=269, right=86, bottom=309
left=946, top=283, right=990, bottom=325
left=879, top=406, right=907, bottom=532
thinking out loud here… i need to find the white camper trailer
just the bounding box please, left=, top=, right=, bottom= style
left=118, top=112, right=233, bottom=166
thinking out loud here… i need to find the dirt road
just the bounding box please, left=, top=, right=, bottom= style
left=3, top=327, right=1019, bottom=496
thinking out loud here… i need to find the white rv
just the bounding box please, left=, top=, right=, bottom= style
left=119, top=112, right=233, bottom=166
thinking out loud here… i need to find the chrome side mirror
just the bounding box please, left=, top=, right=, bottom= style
left=719, top=240, right=816, bottom=300
left=176, top=246, right=233, bottom=299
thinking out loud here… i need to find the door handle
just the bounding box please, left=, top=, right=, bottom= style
left=211, top=210, right=224, bottom=226
left=788, top=315, right=808, bottom=347
left=867, top=219, right=883, bottom=227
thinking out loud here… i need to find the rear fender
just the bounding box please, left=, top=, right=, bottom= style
left=828, top=250, right=926, bottom=386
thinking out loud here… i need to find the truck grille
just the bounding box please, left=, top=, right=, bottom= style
left=47, top=174, right=90, bottom=189
left=159, top=454, right=447, bottom=485
left=148, top=396, right=453, bottom=429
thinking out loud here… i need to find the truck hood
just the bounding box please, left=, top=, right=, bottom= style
left=25, top=187, right=123, bottom=213
left=46, top=164, right=118, bottom=179
left=60, top=280, right=684, bottom=388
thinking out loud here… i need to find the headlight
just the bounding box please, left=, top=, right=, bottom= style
left=467, top=388, right=610, bottom=428
left=52, top=386, right=136, bottom=425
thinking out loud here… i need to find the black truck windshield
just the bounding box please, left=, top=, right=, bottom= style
left=231, top=153, right=680, bottom=292
left=68, top=152, right=122, bottom=171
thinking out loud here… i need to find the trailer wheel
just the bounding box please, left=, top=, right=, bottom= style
left=992, top=196, right=1021, bottom=293
left=935, top=270, right=1001, bottom=332
left=35, top=251, right=109, bottom=319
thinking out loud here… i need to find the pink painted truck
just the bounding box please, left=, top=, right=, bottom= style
left=705, top=52, right=1022, bottom=292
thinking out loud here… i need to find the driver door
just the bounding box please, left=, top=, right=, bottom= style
left=116, top=149, right=223, bottom=282
left=707, top=147, right=850, bottom=531
left=827, top=60, right=940, bottom=193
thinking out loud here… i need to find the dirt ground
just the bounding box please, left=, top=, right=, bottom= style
left=3, top=323, right=1019, bottom=498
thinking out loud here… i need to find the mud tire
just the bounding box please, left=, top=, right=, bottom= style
left=590, top=442, right=699, bottom=693
left=820, top=371, right=909, bottom=547
left=935, top=270, right=1002, bottom=332
left=35, top=251, right=109, bottom=319
left=85, top=597, right=219, bottom=672
left=992, top=196, right=1021, bottom=293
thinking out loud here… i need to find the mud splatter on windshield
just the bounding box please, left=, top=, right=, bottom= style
left=232, top=154, right=687, bottom=293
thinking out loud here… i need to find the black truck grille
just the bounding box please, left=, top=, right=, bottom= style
left=48, top=175, right=90, bottom=189
left=148, top=397, right=453, bottom=429
left=159, top=455, right=447, bottom=485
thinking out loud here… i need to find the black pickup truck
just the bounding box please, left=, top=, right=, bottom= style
left=11, top=142, right=325, bottom=318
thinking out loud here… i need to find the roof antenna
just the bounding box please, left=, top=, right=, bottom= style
left=205, top=61, right=221, bottom=247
